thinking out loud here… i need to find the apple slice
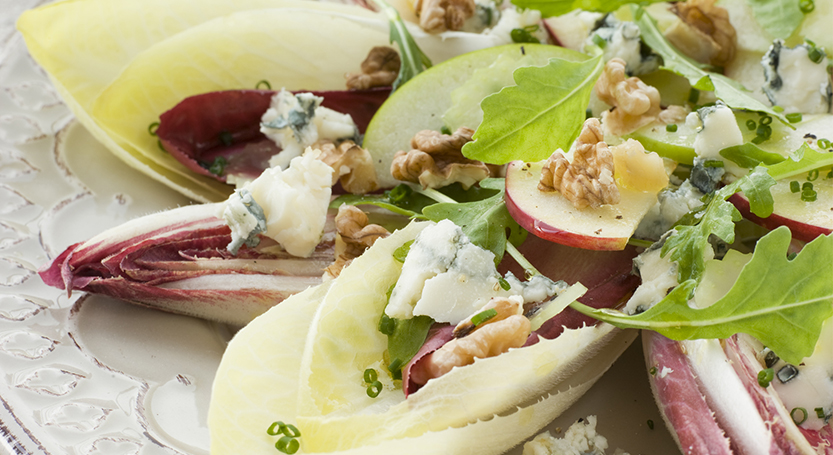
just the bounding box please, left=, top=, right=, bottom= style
left=730, top=178, right=833, bottom=243
left=363, top=43, right=587, bottom=188
left=505, top=160, right=659, bottom=250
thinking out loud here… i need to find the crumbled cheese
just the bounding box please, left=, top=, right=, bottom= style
left=221, top=189, right=267, bottom=254
left=386, top=220, right=559, bottom=324
left=659, top=366, right=674, bottom=379
left=761, top=40, right=832, bottom=115
left=687, top=103, right=745, bottom=178
left=220, top=147, right=333, bottom=257
left=523, top=416, right=629, bottom=455
left=261, top=89, right=358, bottom=169
left=624, top=242, right=679, bottom=315
left=461, top=0, right=500, bottom=33
left=634, top=180, right=706, bottom=240
left=586, top=16, right=658, bottom=76
left=483, top=8, right=547, bottom=45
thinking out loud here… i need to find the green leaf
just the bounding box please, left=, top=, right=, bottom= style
left=461, top=54, right=604, bottom=164
left=330, top=184, right=436, bottom=218
left=747, top=0, right=804, bottom=40
left=572, top=228, right=833, bottom=364
left=633, top=6, right=791, bottom=126
left=765, top=143, right=833, bottom=180
left=509, top=0, right=666, bottom=18
left=386, top=315, right=434, bottom=368
left=370, top=0, right=432, bottom=91
left=422, top=178, right=526, bottom=263
left=737, top=167, right=776, bottom=218
left=719, top=143, right=787, bottom=168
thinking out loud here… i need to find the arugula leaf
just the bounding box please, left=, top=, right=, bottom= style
left=765, top=143, right=833, bottom=180
left=719, top=143, right=787, bottom=169
left=422, top=178, right=527, bottom=263
left=386, top=315, right=434, bottom=369
left=662, top=167, right=775, bottom=282
left=633, top=6, right=791, bottom=126
left=747, top=0, right=804, bottom=40
left=572, top=227, right=833, bottom=364
left=330, top=185, right=434, bottom=218
left=461, top=54, right=604, bottom=164
left=370, top=0, right=432, bottom=91
left=510, top=0, right=666, bottom=18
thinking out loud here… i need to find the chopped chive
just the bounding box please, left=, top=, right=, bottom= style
left=786, top=112, right=803, bottom=123
left=787, top=251, right=798, bottom=260
left=378, top=314, right=396, bottom=336
left=219, top=130, right=233, bottom=146
left=157, top=139, right=166, bottom=152
left=208, top=156, right=227, bottom=176
left=276, top=436, right=299, bottom=454
left=267, top=421, right=285, bottom=436
left=649, top=366, right=658, bottom=376
left=591, top=33, right=607, bottom=49
left=800, top=0, right=815, bottom=13
left=665, top=124, right=678, bottom=132
left=746, top=119, right=757, bottom=131
left=256, top=79, right=272, bottom=90
left=759, top=115, right=773, bottom=125
left=388, top=358, right=403, bottom=376
left=801, top=189, right=818, bottom=202
left=148, top=122, right=160, bottom=136
left=364, top=368, right=378, bottom=384
left=808, top=46, right=825, bottom=64
left=703, top=160, right=725, bottom=168
left=387, top=184, right=413, bottom=203
left=647, top=419, right=654, bottom=430
left=510, top=27, right=539, bottom=44
left=790, top=181, right=800, bottom=193
left=818, top=138, right=832, bottom=149
left=440, top=125, right=451, bottom=135
left=366, top=380, right=383, bottom=398
left=808, top=169, right=819, bottom=181
left=585, top=108, right=593, bottom=119
left=758, top=368, right=774, bottom=387
left=498, top=277, right=511, bottom=291
left=772, top=105, right=784, bottom=113
left=791, top=407, right=809, bottom=425
left=471, top=308, right=498, bottom=326
left=282, top=424, right=301, bottom=438
left=803, top=182, right=814, bottom=191
left=688, top=89, right=700, bottom=104
left=816, top=407, right=826, bottom=418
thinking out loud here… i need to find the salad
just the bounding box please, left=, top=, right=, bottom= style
left=15, top=0, right=833, bottom=453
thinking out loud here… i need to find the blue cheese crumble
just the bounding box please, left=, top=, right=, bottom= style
left=686, top=102, right=744, bottom=179
left=220, top=148, right=333, bottom=258
left=386, top=220, right=561, bottom=324
left=261, top=89, right=358, bottom=169
left=586, top=15, right=658, bottom=76
left=761, top=40, right=832, bottom=115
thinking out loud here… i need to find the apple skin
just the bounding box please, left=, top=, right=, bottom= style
left=729, top=193, right=832, bottom=243
left=505, top=160, right=659, bottom=251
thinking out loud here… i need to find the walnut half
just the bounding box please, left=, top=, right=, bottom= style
left=391, top=127, right=492, bottom=189
left=315, top=139, right=378, bottom=195
left=538, top=118, right=620, bottom=209
left=345, top=46, right=401, bottom=90
left=323, top=205, right=390, bottom=280
left=666, top=0, right=736, bottom=67
left=409, top=296, right=531, bottom=386
left=413, top=0, right=476, bottom=33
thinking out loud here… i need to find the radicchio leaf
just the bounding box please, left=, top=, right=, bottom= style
left=155, top=87, right=390, bottom=182
left=39, top=203, right=334, bottom=326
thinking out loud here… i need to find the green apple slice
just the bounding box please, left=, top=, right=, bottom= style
left=363, top=44, right=588, bottom=188
left=505, top=160, right=660, bottom=251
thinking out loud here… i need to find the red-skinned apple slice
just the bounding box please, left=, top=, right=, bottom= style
left=505, top=160, right=660, bottom=251
left=729, top=178, right=833, bottom=243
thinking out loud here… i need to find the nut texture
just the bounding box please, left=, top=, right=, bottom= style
left=668, top=0, right=736, bottom=67
left=391, top=127, right=492, bottom=189
left=413, top=0, right=476, bottom=33
left=315, top=139, right=378, bottom=195
left=324, top=205, right=390, bottom=280
left=345, top=46, right=401, bottom=90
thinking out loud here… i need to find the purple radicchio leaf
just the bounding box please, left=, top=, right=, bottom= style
left=39, top=203, right=335, bottom=326
left=155, top=87, right=391, bottom=182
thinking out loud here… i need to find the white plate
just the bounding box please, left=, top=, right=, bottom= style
left=0, top=4, right=680, bottom=454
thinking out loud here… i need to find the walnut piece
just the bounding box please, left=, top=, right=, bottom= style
left=323, top=205, right=390, bottom=280
left=538, top=118, right=620, bottom=209
left=315, top=139, right=378, bottom=195
left=345, top=46, right=401, bottom=90
left=413, top=0, right=476, bottom=33
left=391, top=127, right=492, bottom=189
left=410, top=297, right=530, bottom=386
left=666, top=0, right=736, bottom=67
left=596, top=58, right=687, bottom=137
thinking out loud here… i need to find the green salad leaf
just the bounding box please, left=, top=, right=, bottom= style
left=370, top=0, right=432, bottom=91
left=509, top=0, right=665, bottom=18
left=633, top=6, right=790, bottom=126
left=719, top=143, right=787, bottom=168
left=385, top=315, right=434, bottom=374
left=422, top=179, right=527, bottom=263
left=765, top=143, right=833, bottom=180
left=663, top=167, right=775, bottom=283
left=747, top=0, right=804, bottom=40
left=572, top=227, right=833, bottom=364
left=461, top=54, right=604, bottom=164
